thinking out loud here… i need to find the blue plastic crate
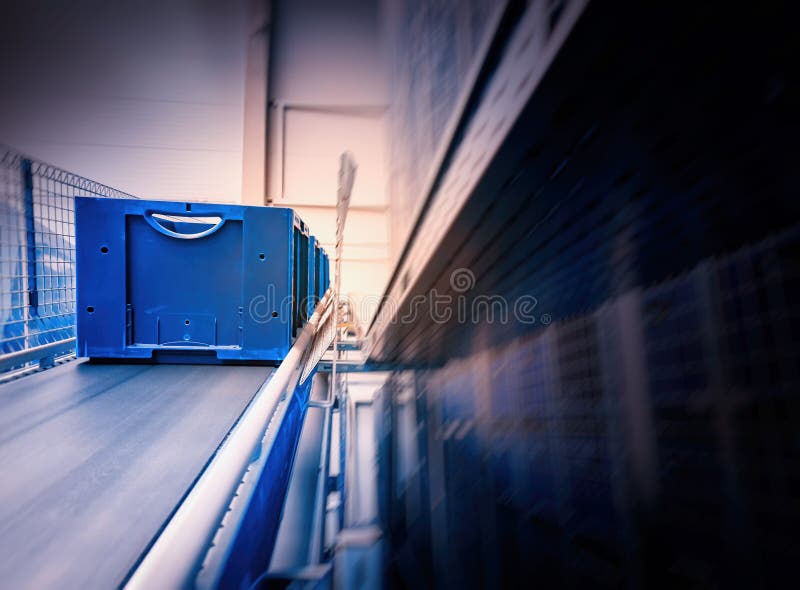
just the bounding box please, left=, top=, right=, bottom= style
left=75, top=197, right=316, bottom=363
left=317, top=247, right=330, bottom=302
left=321, top=250, right=330, bottom=297
left=306, top=237, right=331, bottom=314
left=307, top=235, right=318, bottom=319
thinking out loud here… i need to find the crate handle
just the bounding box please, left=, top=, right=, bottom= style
left=145, top=211, right=226, bottom=240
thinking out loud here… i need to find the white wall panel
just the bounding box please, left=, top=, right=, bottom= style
left=0, top=0, right=251, bottom=202
left=268, top=0, right=391, bottom=329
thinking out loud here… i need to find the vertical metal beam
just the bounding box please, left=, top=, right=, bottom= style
left=332, top=153, right=356, bottom=407
left=333, top=152, right=356, bottom=533
left=241, top=0, right=272, bottom=205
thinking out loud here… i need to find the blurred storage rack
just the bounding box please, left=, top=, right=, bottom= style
left=366, top=0, right=800, bottom=588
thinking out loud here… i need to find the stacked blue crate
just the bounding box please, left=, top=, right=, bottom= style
left=321, top=249, right=329, bottom=294
left=75, top=197, right=323, bottom=363
left=305, top=237, right=331, bottom=317
left=305, top=236, right=317, bottom=321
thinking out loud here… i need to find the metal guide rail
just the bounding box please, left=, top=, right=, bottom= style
left=126, top=289, right=336, bottom=589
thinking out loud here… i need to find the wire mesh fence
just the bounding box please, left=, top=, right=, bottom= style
left=0, top=147, right=136, bottom=375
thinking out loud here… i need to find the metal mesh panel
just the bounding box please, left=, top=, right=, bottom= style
left=0, top=148, right=136, bottom=374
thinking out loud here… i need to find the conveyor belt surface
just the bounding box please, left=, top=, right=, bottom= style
left=0, top=359, right=273, bottom=589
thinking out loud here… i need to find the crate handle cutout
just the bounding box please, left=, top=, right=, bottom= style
left=145, top=212, right=226, bottom=240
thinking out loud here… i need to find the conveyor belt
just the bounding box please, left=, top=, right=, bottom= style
left=0, top=359, right=273, bottom=589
